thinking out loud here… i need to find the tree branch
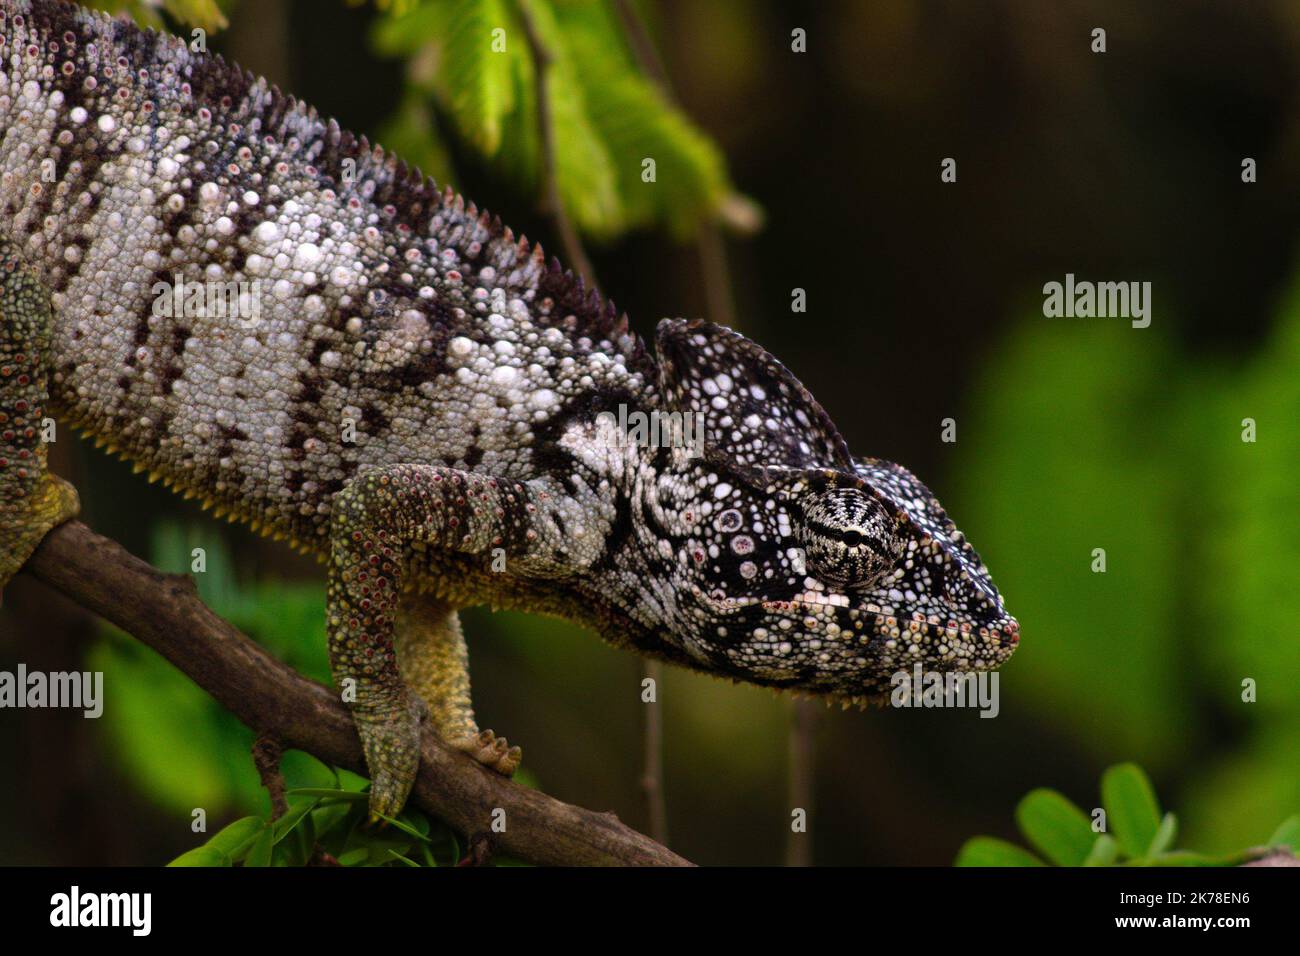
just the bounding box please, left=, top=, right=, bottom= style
left=612, top=0, right=672, bottom=96
left=22, top=520, right=690, bottom=867
left=251, top=733, right=288, bottom=820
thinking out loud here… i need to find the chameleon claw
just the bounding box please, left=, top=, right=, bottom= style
left=503, top=744, right=523, bottom=773
left=451, top=728, right=522, bottom=776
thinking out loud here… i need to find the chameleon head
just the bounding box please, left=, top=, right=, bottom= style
left=641, top=319, right=1020, bottom=703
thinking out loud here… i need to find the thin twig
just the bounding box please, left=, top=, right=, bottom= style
left=785, top=697, right=817, bottom=866
left=641, top=659, right=668, bottom=845
left=456, top=831, right=496, bottom=867
left=696, top=222, right=737, bottom=329
left=24, top=520, right=691, bottom=867
left=612, top=0, right=672, bottom=95
left=612, top=0, right=738, bottom=329
left=251, top=733, right=289, bottom=820
left=514, top=0, right=599, bottom=288
left=613, top=0, right=746, bottom=846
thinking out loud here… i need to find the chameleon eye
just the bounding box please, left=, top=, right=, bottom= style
left=794, top=487, right=904, bottom=590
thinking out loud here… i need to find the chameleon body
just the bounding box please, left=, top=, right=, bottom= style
left=0, top=0, right=1018, bottom=819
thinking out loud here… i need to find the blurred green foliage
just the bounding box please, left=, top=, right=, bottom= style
left=956, top=763, right=1298, bottom=867
left=85, top=0, right=228, bottom=32
left=953, top=273, right=1300, bottom=854
left=87, top=523, right=346, bottom=819
left=371, top=0, right=733, bottom=239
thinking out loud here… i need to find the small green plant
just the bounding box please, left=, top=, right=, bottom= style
left=168, top=777, right=466, bottom=868
left=956, top=762, right=1299, bottom=867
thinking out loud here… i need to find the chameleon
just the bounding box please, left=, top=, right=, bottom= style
left=0, top=0, right=1019, bottom=822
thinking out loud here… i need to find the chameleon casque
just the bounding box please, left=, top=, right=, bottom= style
left=0, top=0, right=1019, bottom=821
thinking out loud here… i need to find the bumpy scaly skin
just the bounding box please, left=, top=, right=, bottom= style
left=393, top=594, right=519, bottom=771
left=0, top=234, right=78, bottom=594
left=0, top=1, right=1018, bottom=818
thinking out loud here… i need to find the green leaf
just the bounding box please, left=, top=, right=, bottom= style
left=369, top=812, right=433, bottom=843
left=395, top=809, right=432, bottom=839
left=287, top=788, right=369, bottom=802
left=372, top=0, right=735, bottom=241
left=279, top=814, right=314, bottom=867
left=310, top=802, right=356, bottom=843
left=273, top=799, right=320, bottom=845
left=374, top=93, right=458, bottom=189
left=429, top=0, right=517, bottom=156
left=372, top=0, right=449, bottom=56
left=1083, top=834, right=1120, bottom=866
left=1147, top=812, right=1178, bottom=856
left=352, top=825, right=426, bottom=852
left=556, top=1, right=730, bottom=239
left=337, top=847, right=371, bottom=867
left=205, top=816, right=266, bottom=858
left=93, top=0, right=227, bottom=33
left=954, top=837, right=1045, bottom=867
left=85, top=1, right=165, bottom=31
left=1102, top=763, right=1162, bottom=859
left=1133, top=849, right=1253, bottom=867
left=518, top=0, right=622, bottom=237
left=244, top=827, right=275, bottom=868
left=1015, top=788, right=1096, bottom=866
left=167, top=845, right=231, bottom=867
left=161, top=0, right=228, bottom=32
left=1267, top=815, right=1300, bottom=850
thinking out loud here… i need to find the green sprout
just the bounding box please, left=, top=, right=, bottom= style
left=956, top=762, right=1299, bottom=867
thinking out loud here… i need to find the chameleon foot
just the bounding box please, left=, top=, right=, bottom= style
left=355, top=695, right=426, bottom=824
left=450, top=729, right=522, bottom=776
left=329, top=465, right=547, bottom=817
left=0, top=473, right=79, bottom=599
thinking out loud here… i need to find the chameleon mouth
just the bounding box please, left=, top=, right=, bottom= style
left=766, top=594, right=1020, bottom=662
left=763, top=589, right=853, bottom=610
left=692, top=587, right=1020, bottom=664
left=1003, top=617, right=1021, bottom=645
left=689, top=584, right=759, bottom=614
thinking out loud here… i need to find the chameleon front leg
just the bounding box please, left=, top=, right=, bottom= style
left=394, top=591, right=521, bottom=774
left=0, top=237, right=79, bottom=600
left=328, top=464, right=541, bottom=820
